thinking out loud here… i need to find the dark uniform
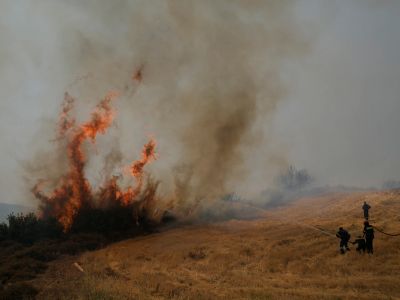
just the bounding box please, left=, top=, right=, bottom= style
left=363, top=222, right=374, bottom=254
left=362, top=202, right=371, bottom=220
left=336, top=227, right=351, bottom=254
left=351, top=236, right=366, bottom=253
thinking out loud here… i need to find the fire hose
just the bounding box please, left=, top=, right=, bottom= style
left=252, top=203, right=400, bottom=238
left=262, top=212, right=337, bottom=238
left=372, top=226, right=400, bottom=237
left=264, top=212, right=400, bottom=239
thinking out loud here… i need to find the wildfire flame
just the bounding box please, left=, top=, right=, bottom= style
left=120, top=139, right=157, bottom=205
left=33, top=86, right=158, bottom=232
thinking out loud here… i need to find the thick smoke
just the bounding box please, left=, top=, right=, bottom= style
left=2, top=1, right=400, bottom=211
left=1, top=0, right=308, bottom=209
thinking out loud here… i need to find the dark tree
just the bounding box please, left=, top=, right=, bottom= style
left=277, top=165, right=313, bottom=191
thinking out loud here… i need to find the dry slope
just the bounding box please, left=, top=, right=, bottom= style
left=34, top=191, right=400, bottom=299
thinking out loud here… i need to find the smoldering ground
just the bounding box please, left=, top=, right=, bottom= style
left=1, top=0, right=310, bottom=213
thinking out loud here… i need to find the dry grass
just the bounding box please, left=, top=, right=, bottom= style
left=33, top=191, right=400, bottom=299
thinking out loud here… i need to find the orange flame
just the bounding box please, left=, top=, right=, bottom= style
left=81, top=91, right=119, bottom=141
left=130, top=139, right=157, bottom=178
left=34, top=91, right=119, bottom=231
left=33, top=87, right=159, bottom=232
left=119, top=139, right=157, bottom=205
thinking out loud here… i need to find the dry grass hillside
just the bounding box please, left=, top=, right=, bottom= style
left=33, top=191, right=400, bottom=299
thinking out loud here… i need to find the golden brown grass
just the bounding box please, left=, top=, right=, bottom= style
left=33, top=191, right=400, bottom=299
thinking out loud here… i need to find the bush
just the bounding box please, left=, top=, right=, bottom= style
left=276, top=165, right=313, bottom=191
left=71, top=205, right=137, bottom=234
left=1, top=202, right=161, bottom=244
left=69, top=199, right=161, bottom=235
left=7, top=213, right=38, bottom=243
left=5, top=213, right=63, bottom=244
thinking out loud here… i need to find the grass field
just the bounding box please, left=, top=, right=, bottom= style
left=33, top=191, right=400, bottom=299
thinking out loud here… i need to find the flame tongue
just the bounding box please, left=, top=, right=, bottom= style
left=120, top=139, right=157, bottom=205
left=81, top=91, right=118, bottom=141
left=34, top=88, right=159, bottom=232
left=57, top=91, right=119, bottom=230
left=130, top=139, right=156, bottom=178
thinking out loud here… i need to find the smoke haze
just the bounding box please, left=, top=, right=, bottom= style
left=0, top=1, right=399, bottom=206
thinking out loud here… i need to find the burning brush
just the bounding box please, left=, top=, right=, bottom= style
left=32, top=84, right=161, bottom=233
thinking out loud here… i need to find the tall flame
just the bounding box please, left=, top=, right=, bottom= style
left=34, top=91, right=118, bottom=230
left=32, top=67, right=157, bottom=232
left=33, top=87, right=158, bottom=232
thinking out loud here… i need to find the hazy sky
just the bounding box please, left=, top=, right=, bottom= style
left=1, top=1, right=399, bottom=205
left=276, top=0, right=400, bottom=187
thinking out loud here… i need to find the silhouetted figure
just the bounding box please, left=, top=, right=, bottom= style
left=362, top=201, right=371, bottom=220
left=351, top=236, right=366, bottom=253
left=336, top=227, right=351, bottom=254
left=363, top=221, right=374, bottom=254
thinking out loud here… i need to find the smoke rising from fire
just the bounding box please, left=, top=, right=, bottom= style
left=6, top=0, right=308, bottom=209
left=3, top=1, right=399, bottom=209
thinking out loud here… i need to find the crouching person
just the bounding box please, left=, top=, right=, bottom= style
left=351, top=236, right=366, bottom=253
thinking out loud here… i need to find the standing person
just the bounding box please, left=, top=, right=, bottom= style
left=363, top=221, right=374, bottom=254
left=336, top=227, right=351, bottom=254
left=362, top=201, right=371, bottom=220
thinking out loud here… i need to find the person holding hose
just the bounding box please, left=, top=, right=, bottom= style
left=363, top=221, right=374, bottom=254
left=336, top=227, right=351, bottom=254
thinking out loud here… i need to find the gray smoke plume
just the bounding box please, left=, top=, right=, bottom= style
left=1, top=0, right=309, bottom=209
left=2, top=1, right=400, bottom=211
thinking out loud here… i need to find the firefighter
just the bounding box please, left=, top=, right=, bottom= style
left=336, top=227, right=351, bottom=254
left=362, top=201, right=371, bottom=220
left=351, top=235, right=366, bottom=253
left=363, top=221, right=374, bottom=254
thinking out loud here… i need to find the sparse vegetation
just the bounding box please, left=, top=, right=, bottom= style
left=31, top=191, right=400, bottom=299
left=2, top=191, right=400, bottom=299
left=258, top=165, right=314, bottom=208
